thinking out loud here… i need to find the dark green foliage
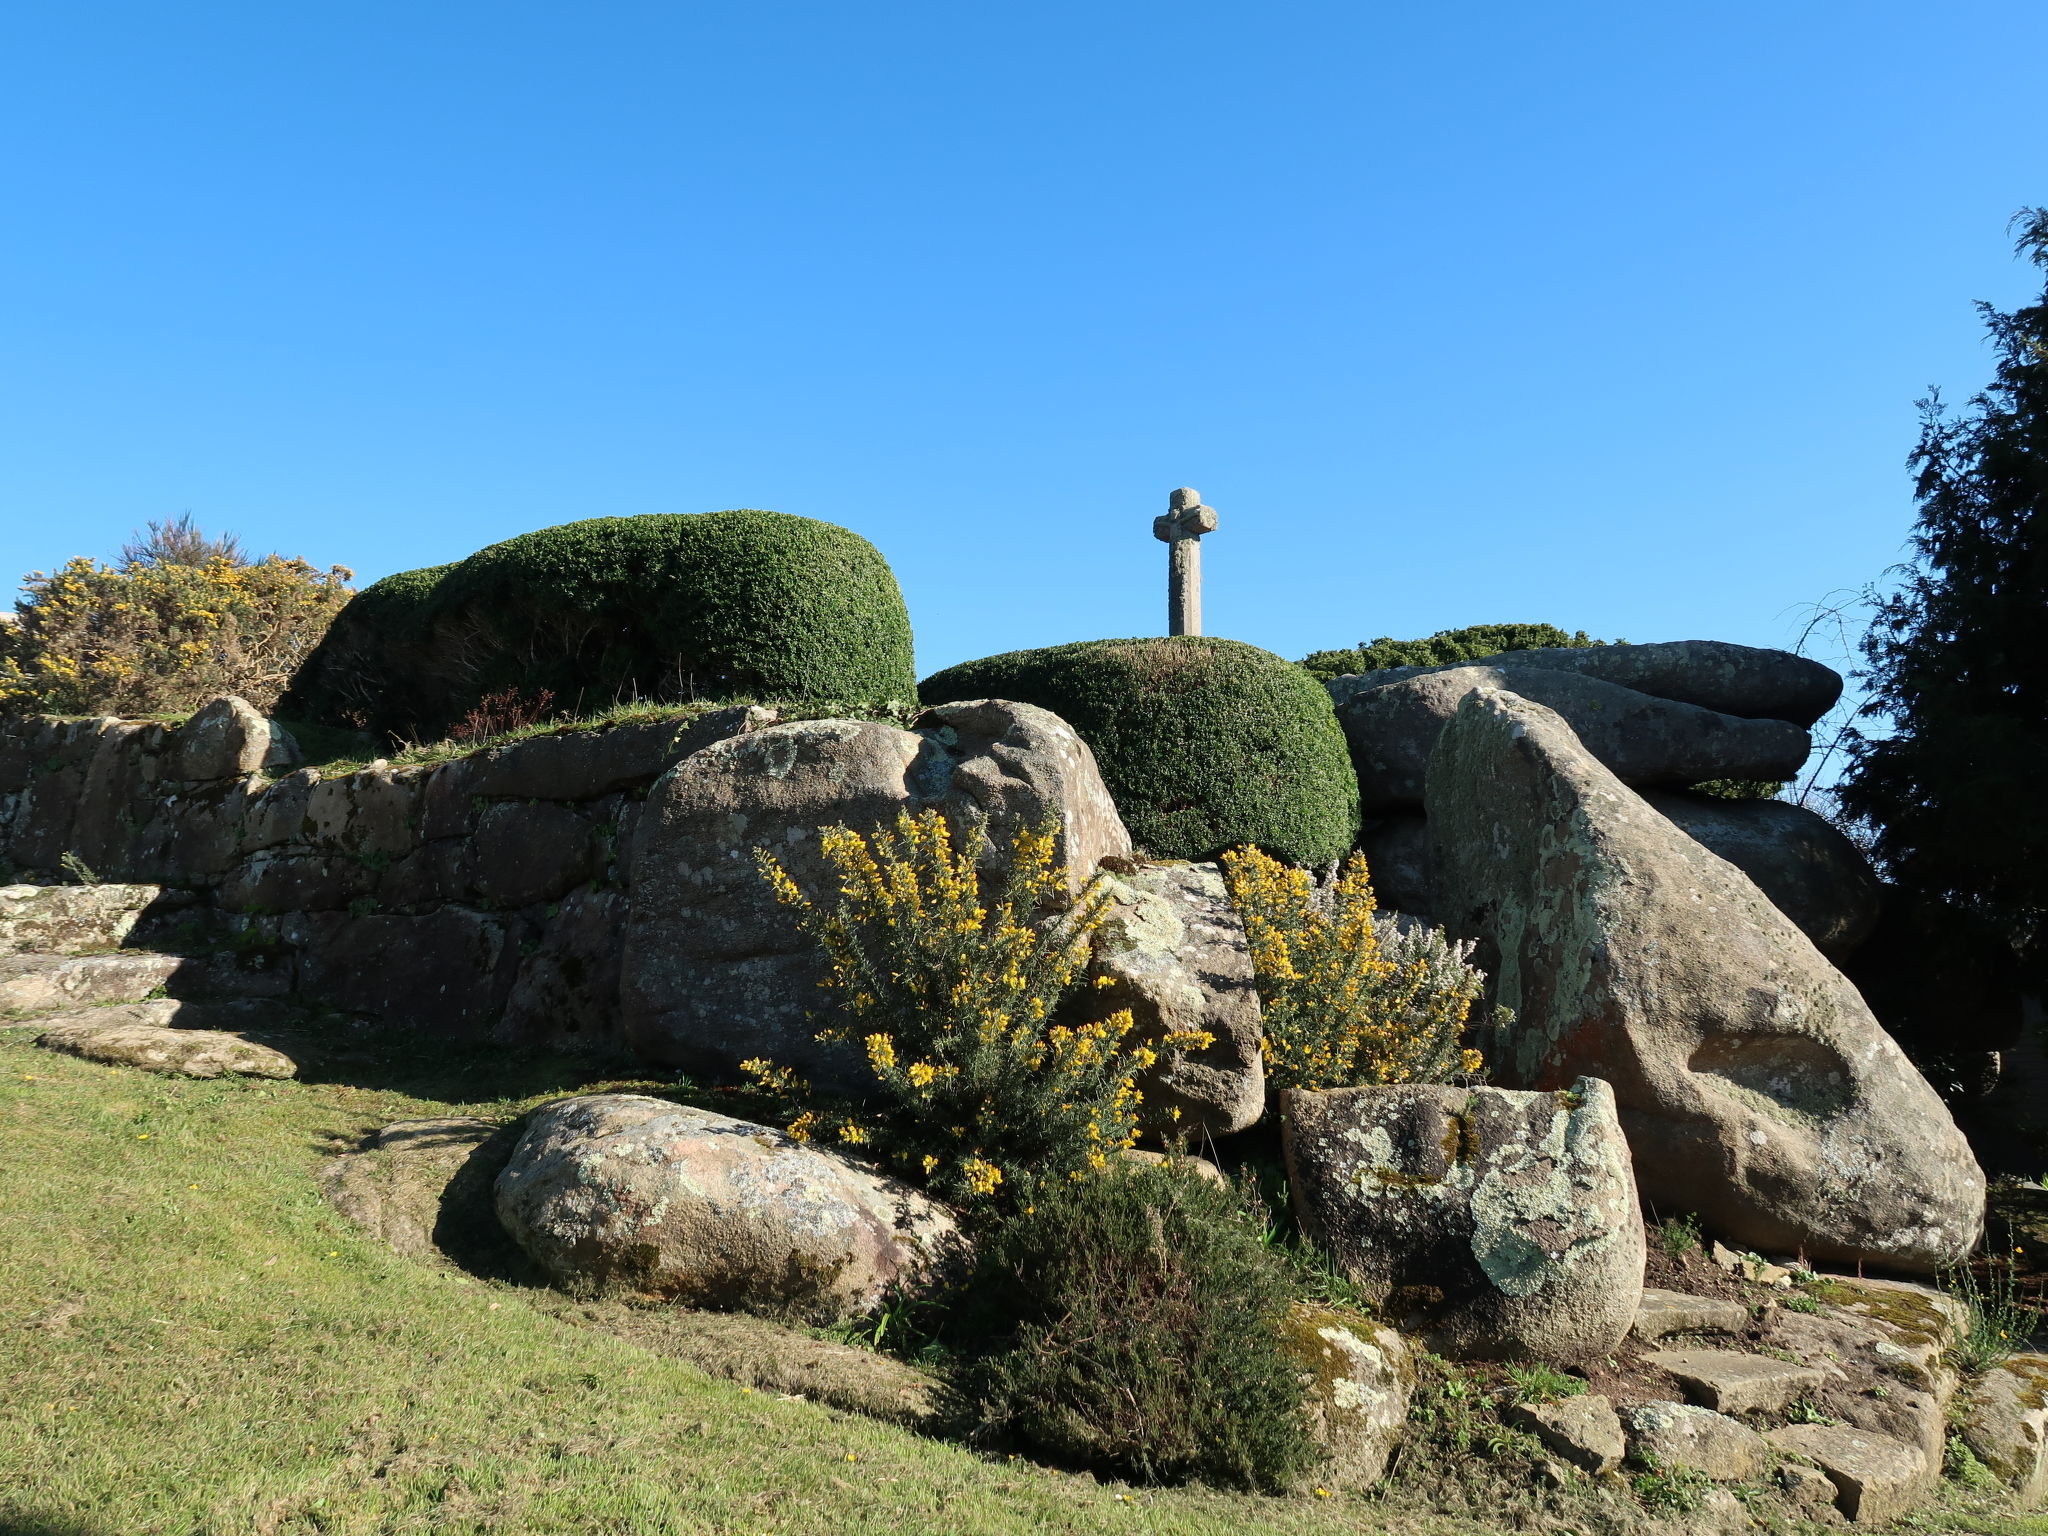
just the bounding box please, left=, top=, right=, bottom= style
left=919, top=637, right=1358, bottom=867
left=1685, top=778, right=1785, bottom=800
left=1300, top=622, right=1609, bottom=684
left=280, top=512, right=916, bottom=742
left=1840, top=212, right=2048, bottom=984
left=955, top=1161, right=1317, bottom=1492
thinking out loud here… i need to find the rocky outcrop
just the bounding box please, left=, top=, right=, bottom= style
left=1335, top=664, right=1810, bottom=810
left=1084, top=861, right=1264, bottom=1136
left=494, top=1094, right=964, bottom=1325
left=1641, top=791, right=1882, bottom=961
left=1277, top=1304, right=1413, bottom=1488
left=1426, top=686, right=1984, bottom=1272
left=1283, top=1076, right=1643, bottom=1363
left=621, top=701, right=1131, bottom=1080
left=0, top=882, right=169, bottom=954
left=1328, top=639, right=1842, bottom=728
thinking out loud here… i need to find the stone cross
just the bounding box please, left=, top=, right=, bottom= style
left=1152, top=486, right=1219, bottom=636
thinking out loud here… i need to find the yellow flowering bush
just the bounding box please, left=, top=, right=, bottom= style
left=0, top=551, right=353, bottom=717
left=1220, top=845, right=1485, bottom=1092
left=745, top=809, right=1209, bottom=1208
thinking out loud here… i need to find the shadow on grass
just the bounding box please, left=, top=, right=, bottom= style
left=0, top=1512, right=122, bottom=1536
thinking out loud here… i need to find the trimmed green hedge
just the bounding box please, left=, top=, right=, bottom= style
left=281, top=511, right=916, bottom=740
left=920, top=637, right=1358, bottom=867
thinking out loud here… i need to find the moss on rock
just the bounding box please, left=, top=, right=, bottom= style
left=919, top=637, right=1358, bottom=867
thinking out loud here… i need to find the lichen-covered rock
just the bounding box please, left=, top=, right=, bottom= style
left=1621, top=1400, right=1769, bottom=1481
left=1641, top=791, right=1883, bottom=961
left=1962, top=1353, right=2048, bottom=1503
left=1768, top=1424, right=1929, bottom=1525
left=495, top=1094, right=963, bottom=1324
left=0, top=883, right=164, bottom=954
left=1085, top=861, right=1263, bottom=1136
left=1427, top=686, right=1985, bottom=1272
left=1507, top=1393, right=1624, bottom=1475
left=1276, top=1303, right=1413, bottom=1488
left=1328, top=639, right=1843, bottom=728
left=0, top=950, right=182, bottom=1013
left=163, top=696, right=301, bottom=781
left=1335, top=664, right=1810, bottom=810
left=35, top=1008, right=297, bottom=1078
left=621, top=706, right=1130, bottom=1081
left=1282, top=1076, right=1643, bottom=1362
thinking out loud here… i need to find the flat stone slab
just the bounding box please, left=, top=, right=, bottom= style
left=1507, top=1394, right=1624, bottom=1474
left=1645, top=1348, right=1825, bottom=1414
left=0, top=950, right=182, bottom=1014
left=1633, top=1287, right=1750, bottom=1342
left=36, top=1014, right=297, bottom=1079
left=1621, top=1400, right=1769, bottom=1481
left=1770, top=1423, right=1930, bottom=1525
left=0, top=883, right=164, bottom=954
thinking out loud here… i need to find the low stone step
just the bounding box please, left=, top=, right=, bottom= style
left=1620, top=1400, right=1770, bottom=1481
left=1633, top=1287, right=1749, bottom=1342
left=0, top=884, right=169, bottom=955
left=0, top=951, right=182, bottom=1014
left=1644, top=1347, right=1826, bottom=1414
left=35, top=1010, right=297, bottom=1079
left=1769, top=1423, right=1929, bottom=1525
left=1507, top=1394, right=1623, bottom=1475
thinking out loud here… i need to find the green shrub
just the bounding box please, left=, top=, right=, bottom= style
left=956, top=1160, right=1318, bottom=1492
left=1300, top=622, right=1610, bottom=684
left=281, top=511, right=915, bottom=741
left=920, top=637, right=1358, bottom=867
left=1686, top=778, right=1785, bottom=800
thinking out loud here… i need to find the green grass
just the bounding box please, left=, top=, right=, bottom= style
left=0, top=1033, right=1499, bottom=1536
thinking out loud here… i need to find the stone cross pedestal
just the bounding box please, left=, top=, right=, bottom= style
left=1152, top=487, right=1219, bottom=637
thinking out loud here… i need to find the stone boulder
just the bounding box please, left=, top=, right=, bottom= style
left=494, top=1094, right=964, bottom=1325
left=1641, top=791, right=1882, bottom=961
left=1620, top=1401, right=1769, bottom=1481
left=1768, top=1424, right=1928, bottom=1526
left=0, top=882, right=165, bottom=954
left=1507, top=1394, right=1624, bottom=1475
left=1283, top=1076, right=1643, bottom=1363
left=164, top=696, right=301, bottom=781
left=35, top=1007, right=298, bottom=1078
left=1276, top=1304, right=1413, bottom=1488
left=1328, top=639, right=1842, bottom=728
left=1426, top=687, right=1984, bottom=1272
left=1962, top=1354, right=2048, bottom=1504
left=621, top=702, right=1130, bottom=1080
left=1335, top=664, right=1809, bottom=810
left=1084, top=861, right=1264, bottom=1136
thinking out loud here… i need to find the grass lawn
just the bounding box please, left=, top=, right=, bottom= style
left=3, top=1027, right=2044, bottom=1536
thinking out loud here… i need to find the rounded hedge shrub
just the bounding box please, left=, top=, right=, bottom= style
left=282, top=511, right=916, bottom=741
left=919, top=637, right=1358, bottom=866
left=955, top=1160, right=1317, bottom=1492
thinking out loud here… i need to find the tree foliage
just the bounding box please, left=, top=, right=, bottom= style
left=1299, top=622, right=1609, bottom=683
left=1840, top=210, right=2048, bottom=979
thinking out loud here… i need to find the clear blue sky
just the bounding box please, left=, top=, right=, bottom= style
left=3, top=2, right=2044, bottom=683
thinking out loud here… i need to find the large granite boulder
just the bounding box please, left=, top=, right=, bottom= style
left=1641, top=791, right=1882, bottom=961
left=494, top=1094, right=963, bottom=1324
left=1084, top=861, right=1264, bottom=1136
left=163, top=696, right=301, bottom=781
left=1283, top=1076, right=1643, bottom=1363
left=1334, top=664, right=1809, bottom=810
left=1426, top=687, right=1984, bottom=1272
left=1327, top=639, right=1842, bottom=728
left=621, top=701, right=1131, bottom=1080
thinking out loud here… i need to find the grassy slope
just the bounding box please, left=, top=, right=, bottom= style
left=2, top=1030, right=2043, bottom=1536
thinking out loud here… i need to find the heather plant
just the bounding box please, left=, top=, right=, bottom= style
left=0, top=546, right=353, bottom=717
left=745, top=809, right=1210, bottom=1209
left=1220, top=845, right=1485, bottom=1092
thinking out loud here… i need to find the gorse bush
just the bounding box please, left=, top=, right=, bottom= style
left=1221, top=846, right=1485, bottom=1093
left=957, top=1160, right=1318, bottom=1492
left=744, top=810, right=1210, bottom=1209
left=0, top=540, right=354, bottom=717
left=1299, top=622, right=1611, bottom=684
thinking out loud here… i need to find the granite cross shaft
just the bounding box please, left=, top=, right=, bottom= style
left=1152, top=486, right=1219, bottom=637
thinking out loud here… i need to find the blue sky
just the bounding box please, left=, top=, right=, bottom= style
left=3, top=2, right=2044, bottom=686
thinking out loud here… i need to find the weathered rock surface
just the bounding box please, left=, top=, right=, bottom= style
left=0, top=950, right=181, bottom=1013
left=35, top=1008, right=298, bottom=1078
left=1962, top=1354, right=2048, bottom=1503
left=1335, top=664, right=1810, bottom=810
left=1507, top=1394, right=1624, bottom=1475
left=621, top=704, right=1130, bottom=1079
left=1284, top=1076, right=1643, bottom=1362
left=321, top=1117, right=509, bottom=1262
left=1644, top=1348, right=1824, bottom=1414
left=1641, top=791, right=1883, bottom=961
left=1277, top=1304, right=1413, bottom=1488
left=1357, top=814, right=1434, bottom=918
left=495, top=1094, right=963, bottom=1325
left=1769, top=1424, right=1928, bottom=1525
left=1632, top=1287, right=1749, bottom=1343
left=1328, top=639, right=1842, bottom=728
left=1085, top=861, right=1264, bottom=1135
left=1427, top=687, right=1985, bottom=1272
left=0, top=883, right=164, bottom=954
left=1620, top=1400, right=1769, bottom=1480
left=163, top=695, right=301, bottom=781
